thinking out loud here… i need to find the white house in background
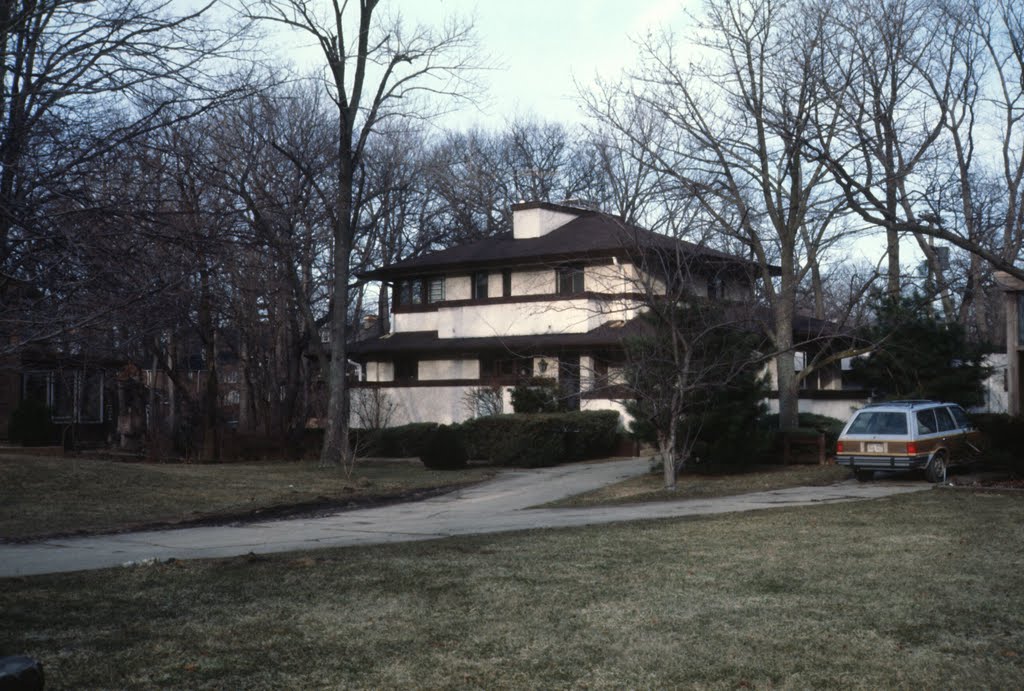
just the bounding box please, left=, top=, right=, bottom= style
left=348, top=201, right=768, bottom=427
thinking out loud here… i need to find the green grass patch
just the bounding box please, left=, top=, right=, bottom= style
left=545, top=463, right=852, bottom=508
left=0, top=454, right=495, bottom=540
left=1, top=491, right=1023, bottom=687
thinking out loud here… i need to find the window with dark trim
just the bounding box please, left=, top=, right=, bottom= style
left=557, top=265, right=585, bottom=295
left=427, top=277, right=445, bottom=303
left=394, top=358, right=417, bottom=382
left=472, top=271, right=489, bottom=299
left=706, top=276, right=725, bottom=300
left=480, top=355, right=521, bottom=381
left=502, top=270, right=512, bottom=297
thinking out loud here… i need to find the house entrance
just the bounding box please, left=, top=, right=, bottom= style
left=559, top=355, right=581, bottom=411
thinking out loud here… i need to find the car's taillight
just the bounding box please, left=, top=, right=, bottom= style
left=836, top=441, right=844, bottom=453
left=906, top=442, right=917, bottom=455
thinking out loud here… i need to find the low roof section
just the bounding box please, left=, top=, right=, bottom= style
left=348, top=317, right=649, bottom=358
left=359, top=204, right=777, bottom=282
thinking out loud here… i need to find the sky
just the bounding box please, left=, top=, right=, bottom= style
left=264, top=0, right=698, bottom=130
left=410, top=0, right=695, bottom=128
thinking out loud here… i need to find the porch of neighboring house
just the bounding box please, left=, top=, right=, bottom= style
left=7, top=351, right=122, bottom=447
left=995, top=272, right=1024, bottom=415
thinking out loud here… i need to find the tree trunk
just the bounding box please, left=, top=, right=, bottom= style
left=660, top=426, right=677, bottom=491
left=319, top=168, right=354, bottom=469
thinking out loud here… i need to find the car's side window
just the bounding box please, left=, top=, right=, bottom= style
left=949, top=406, right=971, bottom=429
left=934, top=407, right=956, bottom=432
left=916, top=409, right=937, bottom=435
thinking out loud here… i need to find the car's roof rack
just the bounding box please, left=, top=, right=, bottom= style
left=862, top=400, right=945, bottom=408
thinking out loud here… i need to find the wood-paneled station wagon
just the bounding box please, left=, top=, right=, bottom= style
left=835, top=400, right=982, bottom=483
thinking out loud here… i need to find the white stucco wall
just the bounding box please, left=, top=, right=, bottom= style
left=488, top=272, right=504, bottom=297
left=511, top=269, right=554, bottom=296
left=391, top=310, right=439, bottom=333
left=350, top=385, right=516, bottom=427
left=513, top=207, right=579, bottom=239
left=350, top=384, right=630, bottom=429
left=975, top=353, right=1009, bottom=414
left=419, top=358, right=480, bottom=381
left=438, top=299, right=594, bottom=337
left=586, top=263, right=625, bottom=293
left=763, top=396, right=866, bottom=421
left=446, top=275, right=471, bottom=301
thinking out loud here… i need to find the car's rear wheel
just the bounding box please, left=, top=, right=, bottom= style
left=926, top=453, right=947, bottom=483
left=855, top=469, right=873, bottom=482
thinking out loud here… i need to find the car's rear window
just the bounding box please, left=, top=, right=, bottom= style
left=847, top=411, right=908, bottom=435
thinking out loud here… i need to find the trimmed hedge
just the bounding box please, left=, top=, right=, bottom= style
left=370, top=422, right=441, bottom=458
left=420, top=425, right=468, bottom=470
left=461, top=410, right=621, bottom=468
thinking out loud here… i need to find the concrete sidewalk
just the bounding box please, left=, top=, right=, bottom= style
left=0, top=458, right=928, bottom=578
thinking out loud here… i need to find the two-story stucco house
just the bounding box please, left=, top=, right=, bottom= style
left=348, top=201, right=763, bottom=427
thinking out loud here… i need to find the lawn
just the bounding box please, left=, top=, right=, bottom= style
left=2, top=490, right=1023, bottom=688
left=545, top=462, right=852, bottom=508
left=0, top=454, right=495, bottom=541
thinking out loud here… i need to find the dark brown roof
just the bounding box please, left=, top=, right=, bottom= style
left=360, top=205, right=771, bottom=280
left=348, top=318, right=650, bottom=357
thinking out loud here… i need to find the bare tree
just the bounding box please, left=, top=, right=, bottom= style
left=239, top=0, right=482, bottom=467
left=583, top=0, right=851, bottom=431
left=0, top=0, right=248, bottom=354
left=811, top=0, right=1024, bottom=293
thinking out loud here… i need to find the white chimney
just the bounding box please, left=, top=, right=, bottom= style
left=512, top=202, right=581, bottom=239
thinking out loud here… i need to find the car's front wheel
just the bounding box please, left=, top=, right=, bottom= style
left=926, top=453, right=947, bottom=483
left=855, top=469, right=873, bottom=482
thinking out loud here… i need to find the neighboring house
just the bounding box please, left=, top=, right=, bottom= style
left=7, top=348, right=122, bottom=446
left=349, top=201, right=764, bottom=427
left=995, top=271, right=1024, bottom=415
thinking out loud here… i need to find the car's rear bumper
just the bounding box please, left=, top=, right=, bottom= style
left=836, top=455, right=930, bottom=470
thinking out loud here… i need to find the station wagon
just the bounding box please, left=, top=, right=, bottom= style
left=835, top=400, right=981, bottom=483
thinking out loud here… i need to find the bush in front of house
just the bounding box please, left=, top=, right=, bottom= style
left=419, top=425, right=468, bottom=470
left=372, top=422, right=441, bottom=458
left=8, top=399, right=57, bottom=446
left=461, top=410, right=621, bottom=467
left=971, top=413, right=1024, bottom=472
left=510, top=378, right=562, bottom=414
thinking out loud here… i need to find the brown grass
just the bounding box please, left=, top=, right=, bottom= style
left=1, top=490, right=1023, bottom=688
left=544, top=462, right=852, bottom=508
left=0, top=454, right=495, bottom=540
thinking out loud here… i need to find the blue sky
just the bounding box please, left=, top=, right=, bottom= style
left=410, top=0, right=695, bottom=128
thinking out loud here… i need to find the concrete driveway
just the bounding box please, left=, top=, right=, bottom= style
left=0, top=458, right=928, bottom=578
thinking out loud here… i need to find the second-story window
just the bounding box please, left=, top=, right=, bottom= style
left=473, top=271, right=489, bottom=299
left=557, top=264, right=585, bottom=295
left=706, top=276, right=725, bottom=300
left=395, top=279, right=424, bottom=307
left=427, top=277, right=445, bottom=303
